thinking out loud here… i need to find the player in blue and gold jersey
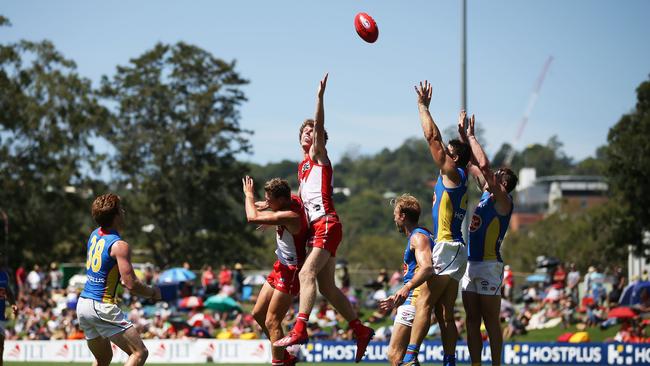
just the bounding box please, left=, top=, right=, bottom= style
left=378, top=194, right=434, bottom=366
left=400, top=82, right=471, bottom=366
left=0, top=267, right=18, bottom=366
left=77, top=193, right=161, bottom=366
left=459, top=112, right=518, bottom=366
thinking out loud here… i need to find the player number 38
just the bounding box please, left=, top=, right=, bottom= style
left=86, top=236, right=106, bottom=272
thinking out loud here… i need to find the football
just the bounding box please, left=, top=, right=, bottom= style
left=354, top=12, right=379, bottom=43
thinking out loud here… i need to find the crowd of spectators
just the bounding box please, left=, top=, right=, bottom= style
left=4, top=259, right=650, bottom=344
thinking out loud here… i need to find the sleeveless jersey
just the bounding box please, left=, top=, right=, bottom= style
left=80, top=228, right=122, bottom=303
left=403, top=227, right=435, bottom=305
left=468, top=191, right=513, bottom=262
left=298, top=155, right=337, bottom=222
left=432, top=168, right=468, bottom=243
left=275, top=195, right=309, bottom=267
left=0, top=271, right=8, bottom=321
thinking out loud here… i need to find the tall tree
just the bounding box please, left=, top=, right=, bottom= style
left=0, top=36, right=109, bottom=264
left=100, top=42, right=256, bottom=266
left=605, top=75, right=650, bottom=255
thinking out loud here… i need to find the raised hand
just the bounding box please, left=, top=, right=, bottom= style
left=317, top=73, right=328, bottom=99
left=242, top=176, right=255, bottom=196
left=458, top=110, right=468, bottom=142
left=414, top=80, right=433, bottom=108
left=468, top=113, right=476, bottom=137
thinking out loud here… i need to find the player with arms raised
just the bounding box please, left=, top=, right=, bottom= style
left=274, top=74, right=374, bottom=362
left=459, top=112, right=517, bottom=366
left=76, top=194, right=161, bottom=366
left=243, top=176, right=308, bottom=366
left=400, top=81, right=471, bottom=366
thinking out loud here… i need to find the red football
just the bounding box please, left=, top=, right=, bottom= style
left=354, top=12, right=379, bottom=43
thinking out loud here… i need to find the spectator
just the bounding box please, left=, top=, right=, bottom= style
left=218, top=265, right=232, bottom=287
left=566, top=263, right=580, bottom=303
left=201, top=264, right=216, bottom=294
left=608, top=266, right=626, bottom=307
left=26, top=265, right=42, bottom=292
left=48, top=263, right=63, bottom=291
left=16, top=264, right=27, bottom=294
left=233, top=263, right=244, bottom=300
left=503, top=265, right=514, bottom=301
left=552, top=263, right=567, bottom=290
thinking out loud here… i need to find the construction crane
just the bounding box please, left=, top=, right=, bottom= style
left=503, top=56, right=554, bottom=167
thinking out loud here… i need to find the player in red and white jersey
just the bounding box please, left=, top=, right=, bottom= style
left=243, top=176, right=307, bottom=366
left=275, top=74, right=374, bottom=363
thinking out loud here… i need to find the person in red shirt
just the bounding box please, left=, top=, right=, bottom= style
left=274, top=74, right=374, bottom=362
left=201, top=265, right=215, bottom=293
left=553, top=263, right=567, bottom=290
left=503, top=265, right=514, bottom=301
left=219, top=265, right=232, bottom=288
left=243, top=177, right=308, bottom=366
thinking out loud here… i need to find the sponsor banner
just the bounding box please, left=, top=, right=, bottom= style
left=299, top=341, right=650, bottom=365
left=5, top=340, right=650, bottom=365
left=3, top=339, right=272, bottom=364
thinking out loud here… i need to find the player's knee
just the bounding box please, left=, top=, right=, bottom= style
left=299, top=269, right=316, bottom=284
left=134, top=347, right=149, bottom=365
left=251, top=308, right=265, bottom=325
left=265, top=316, right=281, bottom=332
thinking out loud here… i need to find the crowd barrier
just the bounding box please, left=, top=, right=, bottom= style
left=5, top=339, right=650, bottom=365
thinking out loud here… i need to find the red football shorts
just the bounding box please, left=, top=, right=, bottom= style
left=308, top=215, right=343, bottom=256
left=267, top=260, right=300, bottom=296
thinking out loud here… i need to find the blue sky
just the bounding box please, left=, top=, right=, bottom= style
left=2, top=0, right=649, bottom=165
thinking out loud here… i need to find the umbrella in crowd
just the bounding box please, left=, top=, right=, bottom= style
left=158, top=268, right=196, bottom=284
left=608, top=306, right=637, bottom=319
left=243, top=274, right=267, bottom=286
left=205, top=294, right=242, bottom=312
left=619, top=281, right=650, bottom=306
left=187, top=313, right=217, bottom=328
left=526, top=273, right=547, bottom=283
left=179, top=296, right=204, bottom=309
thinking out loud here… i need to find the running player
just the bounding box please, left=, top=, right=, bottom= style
left=77, top=193, right=161, bottom=366
left=0, top=268, right=18, bottom=366
left=400, top=81, right=471, bottom=366
left=274, top=74, right=374, bottom=362
left=458, top=112, right=517, bottom=366
left=378, top=194, right=435, bottom=366
left=243, top=176, right=308, bottom=366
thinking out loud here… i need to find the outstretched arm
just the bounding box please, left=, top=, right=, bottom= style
left=6, top=280, right=18, bottom=317
left=242, top=176, right=300, bottom=228
left=466, top=115, right=511, bottom=210
left=458, top=110, right=486, bottom=190
left=311, top=73, right=329, bottom=164
left=415, top=81, right=458, bottom=178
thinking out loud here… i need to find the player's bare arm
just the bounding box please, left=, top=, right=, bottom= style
left=379, top=233, right=433, bottom=311
left=112, top=241, right=161, bottom=300
left=466, top=115, right=511, bottom=213
left=311, top=73, right=330, bottom=165
left=458, top=110, right=487, bottom=190
left=242, top=176, right=301, bottom=232
left=415, top=80, right=460, bottom=183
left=6, top=282, right=18, bottom=317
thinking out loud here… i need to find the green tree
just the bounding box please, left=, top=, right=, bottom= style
left=605, top=75, right=650, bottom=254
left=510, top=135, right=573, bottom=177
left=100, top=42, right=255, bottom=266
left=503, top=201, right=629, bottom=272
left=0, top=37, right=109, bottom=264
